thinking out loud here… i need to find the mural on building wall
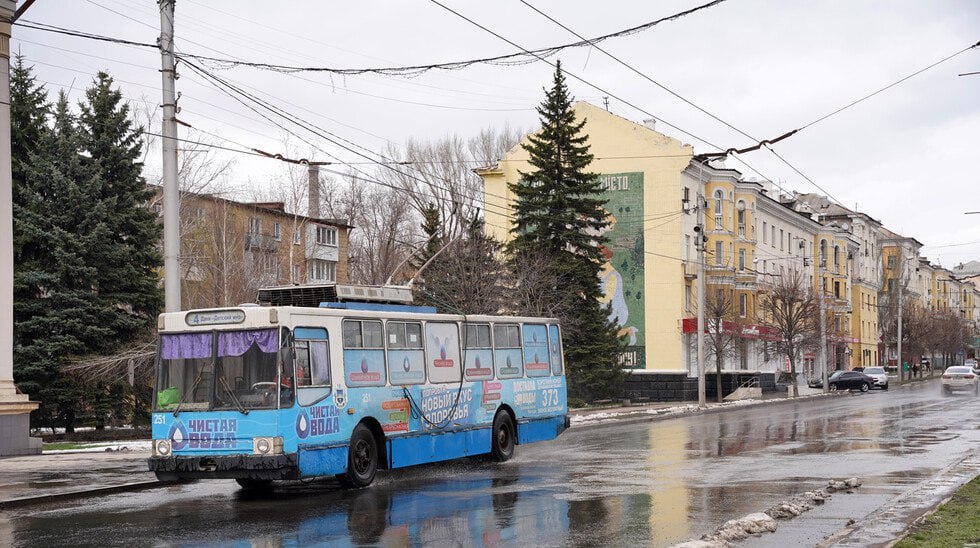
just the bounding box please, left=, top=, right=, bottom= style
left=597, top=172, right=645, bottom=368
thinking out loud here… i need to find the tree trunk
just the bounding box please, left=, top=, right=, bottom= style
left=788, top=352, right=799, bottom=397
left=715, top=354, right=724, bottom=403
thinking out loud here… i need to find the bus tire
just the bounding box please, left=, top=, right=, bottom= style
left=342, top=423, right=378, bottom=488
left=235, top=478, right=273, bottom=490
left=491, top=411, right=515, bottom=462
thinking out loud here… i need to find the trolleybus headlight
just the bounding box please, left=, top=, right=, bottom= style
left=252, top=436, right=282, bottom=455
left=154, top=440, right=172, bottom=457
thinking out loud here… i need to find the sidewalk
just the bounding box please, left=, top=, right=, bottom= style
left=0, top=445, right=159, bottom=509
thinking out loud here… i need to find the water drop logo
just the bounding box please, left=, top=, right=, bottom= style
left=475, top=355, right=482, bottom=369
left=403, top=356, right=411, bottom=372
left=296, top=410, right=310, bottom=439
left=534, top=353, right=540, bottom=363
left=532, top=331, right=538, bottom=343
left=551, top=342, right=559, bottom=355
left=169, top=421, right=189, bottom=451
left=506, top=355, right=513, bottom=367
left=360, top=356, right=369, bottom=374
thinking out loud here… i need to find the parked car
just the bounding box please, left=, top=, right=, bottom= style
left=808, top=370, right=875, bottom=392
left=828, top=370, right=875, bottom=392
left=965, top=359, right=978, bottom=374
left=941, top=366, right=979, bottom=395
left=862, top=367, right=889, bottom=390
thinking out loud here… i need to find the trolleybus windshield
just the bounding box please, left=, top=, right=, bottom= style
left=155, top=329, right=281, bottom=412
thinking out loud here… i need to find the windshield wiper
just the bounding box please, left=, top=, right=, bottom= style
left=216, top=371, right=249, bottom=415
left=172, top=364, right=208, bottom=417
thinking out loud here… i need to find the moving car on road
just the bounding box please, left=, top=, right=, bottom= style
left=863, top=367, right=889, bottom=390
left=941, top=366, right=979, bottom=395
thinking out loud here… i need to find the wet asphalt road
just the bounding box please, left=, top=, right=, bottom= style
left=4, top=377, right=978, bottom=547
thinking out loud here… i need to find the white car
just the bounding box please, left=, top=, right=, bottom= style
left=941, top=366, right=979, bottom=395
left=863, top=367, right=889, bottom=390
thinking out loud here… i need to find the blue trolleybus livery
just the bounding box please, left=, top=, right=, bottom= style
left=148, top=285, right=569, bottom=488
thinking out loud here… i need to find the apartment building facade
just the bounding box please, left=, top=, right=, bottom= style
left=150, top=188, right=351, bottom=310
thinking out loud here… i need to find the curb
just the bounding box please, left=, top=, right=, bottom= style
left=0, top=480, right=164, bottom=510
left=569, top=391, right=840, bottom=431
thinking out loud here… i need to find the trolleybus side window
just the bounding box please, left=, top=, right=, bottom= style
left=343, top=320, right=386, bottom=387
left=386, top=321, right=425, bottom=385
left=425, top=322, right=462, bottom=383
left=463, top=323, right=494, bottom=381
left=493, top=324, right=523, bottom=379
left=548, top=324, right=564, bottom=376
left=522, top=323, right=551, bottom=378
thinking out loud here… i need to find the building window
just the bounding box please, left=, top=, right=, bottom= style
left=738, top=249, right=746, bottom=271
left=762, top=222, right=768, bottom=244
left=273, top=222, right=281, bottom=241
left=248, top=217, right=260, bottom=234
left=739, top=293, right=747, bottom=317
left=771, top=226, right=776, bottom=248
left=820, top=239, right=828, bottom=267
left=293, top=265, right=301, bottom=283
left=309, top=259, right=337, bottom=282
left=833, top=246, right=840, bottom=271
left=293, top=229, right=301, bottom=245
left=316, top=225, right=338, bottom=246
left=779, top=229, right=784, bottom=251
left=715, top=241, right=723, bottom=266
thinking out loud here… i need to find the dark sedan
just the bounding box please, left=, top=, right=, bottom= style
left=809, top=370, right=876, bottom=392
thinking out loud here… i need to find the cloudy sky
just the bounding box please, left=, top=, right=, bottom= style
left=11, top=0, right=980, bottom=266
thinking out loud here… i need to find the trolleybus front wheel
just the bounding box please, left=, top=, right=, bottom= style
left=491, top=411, right=515, bottom=462
left=339, top=423, right=378, bottom=488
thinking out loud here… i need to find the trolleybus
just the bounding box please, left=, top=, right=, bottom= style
left=148, top=284, right=569, bottom=488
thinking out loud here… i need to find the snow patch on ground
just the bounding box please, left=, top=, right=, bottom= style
left=672, top=479, right=863, bottom=547
left=571, top=399, right=762, bottom=425
left=44, top=440, right=152, bottom=454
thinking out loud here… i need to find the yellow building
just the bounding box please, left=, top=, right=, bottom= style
left=479, top=102, right=694, bottom=395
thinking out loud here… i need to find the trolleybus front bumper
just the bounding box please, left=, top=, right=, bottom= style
left=148, top=453, right=299, bottom=481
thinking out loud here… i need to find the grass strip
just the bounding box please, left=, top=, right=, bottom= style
left=895, top=474, right=980, bottom=547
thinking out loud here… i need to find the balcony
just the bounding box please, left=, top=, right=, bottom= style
left=244, top=233, right=280, bottom=253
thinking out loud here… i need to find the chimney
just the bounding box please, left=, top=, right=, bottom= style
left=308, top=164, right=320, bottom=218
left=643, top=118, right=657, bottom=131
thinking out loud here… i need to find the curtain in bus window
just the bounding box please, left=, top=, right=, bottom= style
left=425, top=322, right=462, bottom=383
left=161, top=332, right=212, bottom=359
left=522, top=324, right=550, bottom=378
left=548, top=324, right=563, bottom=376
left=217, top=329, right=278, bottom=357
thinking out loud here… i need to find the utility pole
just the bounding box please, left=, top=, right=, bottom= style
left=896, top=249, right=904, bottom=384
left=0, top=0, right=41, bottom=456
left=818, top=268, right=828, bottom=393
left=159, top=0, right=180, bottom=312
left=696, top=193, right=706, bottom=408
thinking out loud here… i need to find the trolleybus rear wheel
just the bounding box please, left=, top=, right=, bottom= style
left=491, top=411, right=515, bottom=462
left=341, top=423, right=378, bottom=488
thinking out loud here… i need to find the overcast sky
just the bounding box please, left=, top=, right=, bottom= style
left=11, top=0, right=980, bottom=266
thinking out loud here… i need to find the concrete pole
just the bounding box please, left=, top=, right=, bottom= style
left=897, top=257, right=904, bottom=384
left=159, top=0, right=180, bottom=312
left=696, top=193, right=706, bottom=408
left=0, top=0, right=41, bottom=456
left=818, top=270, right=828, bottom=393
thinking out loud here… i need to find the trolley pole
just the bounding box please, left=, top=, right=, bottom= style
left=897, top=250, right=904, bottom=384
left=159, top=0, right=180, bottom=312
left=818, top=271, right=828, bottom=393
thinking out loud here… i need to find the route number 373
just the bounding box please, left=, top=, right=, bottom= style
left=540, top=388, right=560, bottom=407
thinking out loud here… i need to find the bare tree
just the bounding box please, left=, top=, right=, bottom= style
left=692, top=287, right=744, bottom=402
left=758, top=271, right=821, bottom=397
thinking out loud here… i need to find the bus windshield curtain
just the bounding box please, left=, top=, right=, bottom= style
left=161, top=330, right=277, bottom=359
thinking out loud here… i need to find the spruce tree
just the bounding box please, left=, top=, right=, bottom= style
left=508, top=62, right=625, bottom=402
left=12, top=72, right=163, bottom=430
